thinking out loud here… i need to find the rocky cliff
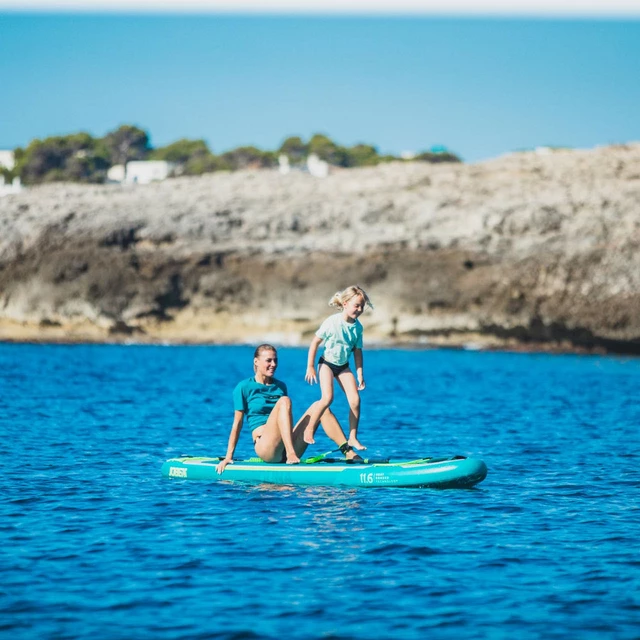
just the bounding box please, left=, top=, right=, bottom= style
left=1, top=143, right=639, bottom=354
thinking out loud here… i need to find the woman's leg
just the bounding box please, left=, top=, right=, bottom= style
left=336, top=370, right=366, bottom=450
left=254, top=396, right=301, bottom=463
left=303, top=364, right=334, bottom=444
left=293, top=404, right=361, bottom=460
left=318, top=408, right=363, bottom=460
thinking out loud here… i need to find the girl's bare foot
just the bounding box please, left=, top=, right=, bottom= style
left=348, top=436, right=367, bottom=450
left=303, top=427, right=315, bottom=445
left=345, top=448, right=363, bottom=461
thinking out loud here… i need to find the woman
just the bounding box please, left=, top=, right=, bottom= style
left=216, top=344, right=361, bottom=474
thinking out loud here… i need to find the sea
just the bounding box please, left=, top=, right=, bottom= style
left=1, top=343, right=639, bottom=639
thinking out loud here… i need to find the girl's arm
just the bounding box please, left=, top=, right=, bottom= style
left=305, top=335, right=323, bottom=384
left=216, top=410, right=244, bottom=473
left=353, top=347, right=365, bottom=390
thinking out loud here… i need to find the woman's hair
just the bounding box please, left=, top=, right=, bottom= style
left=253, top=344, right=277, bottom=372
left=254, top=343, right=277, bottom=359
left=328, top=285, right=374, bottom=310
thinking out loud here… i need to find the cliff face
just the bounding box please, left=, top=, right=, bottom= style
left=1, top=143, right=640, bottom=353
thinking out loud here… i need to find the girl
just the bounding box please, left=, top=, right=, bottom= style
left=304, top=285, right=373, bottom=450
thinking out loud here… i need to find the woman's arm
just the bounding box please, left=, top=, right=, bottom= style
left=305, top=335, right=323, bottom=384
left=216, top=410, right=244, bottom=473
left=353, top=347, right=365, bottom=390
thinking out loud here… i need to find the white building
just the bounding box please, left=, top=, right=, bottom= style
left=107, top=160, right=175, bottom=185
left=0, top=150, right=15, bottom=171
left=107, top=164, right=126, bottom=183
left=0, top=176, right=23, bottom=197
left=278, top=154, right=291, bottom=175
left=306, top=153, right=329, bottom=178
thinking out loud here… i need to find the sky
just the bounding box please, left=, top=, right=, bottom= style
left=1, top=2, right=640, bottom=162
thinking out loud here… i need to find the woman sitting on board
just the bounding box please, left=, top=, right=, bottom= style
left=216, top=343, right=362, bottom=474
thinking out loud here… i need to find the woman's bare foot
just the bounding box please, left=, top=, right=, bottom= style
left=286, top=454, right=301, bottom=465
left=348, top=436, right=367, bottom=450
left=303, top=427, right=315, bottom=445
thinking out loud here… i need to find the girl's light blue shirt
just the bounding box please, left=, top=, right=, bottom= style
left=316, top=313, right=363, bottom=366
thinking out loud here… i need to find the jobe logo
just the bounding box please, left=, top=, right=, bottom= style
left=169, top=466, right=187, bottom=478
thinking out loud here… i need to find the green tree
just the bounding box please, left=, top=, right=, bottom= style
left=16, top=133, right=109, bottom=184
left=149, top=138, right=222, bottom=175
left=278, top=136, right=308, bottom=164
left=308, top=133, right=344, bottom=166
left=415, top=149, right=462, bottom=164
left=219, top=146, right=276, bottom=170
left=103, top=125, right=150, bottom=167
left=150, top=138, right=210, bottom=164
left=0, top=165, right=14, bottom=183
left=184, top=153, right=223, bottom=175
left=11, top=147, right=25, bottom=181
left=344, top=144, right=380, bottom=167
left=307, top=133, right=349, bottom=166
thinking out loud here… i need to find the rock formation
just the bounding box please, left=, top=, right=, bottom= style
left=1, top=143, right=639, bottom=354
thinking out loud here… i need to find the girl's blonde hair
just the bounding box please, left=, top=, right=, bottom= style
left=328, top=285, right=374, bottom=310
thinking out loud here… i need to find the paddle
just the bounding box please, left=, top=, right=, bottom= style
left=311, top=457, right=391, bottom=464
left=304, top=448, right=343, bottom=463
left=304, top=449, right=390, bottom=465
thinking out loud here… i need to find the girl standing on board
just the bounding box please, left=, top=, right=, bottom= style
left=304, top=285, right=373, bottom=450
left=217, top=344, right=361, bottom=474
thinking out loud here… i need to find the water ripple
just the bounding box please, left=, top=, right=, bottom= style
left=2, top=344, right=639, bottom=639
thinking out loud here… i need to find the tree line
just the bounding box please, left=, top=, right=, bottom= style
left=4, top=125, right=461, bottom=185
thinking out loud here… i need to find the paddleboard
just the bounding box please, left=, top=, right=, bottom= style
left=161, top=455, right=487, bottom=489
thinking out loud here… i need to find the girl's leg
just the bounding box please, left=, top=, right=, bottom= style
left=303, top=364, right=334, bottom=444
left=336, top=370, right=366, bottom=450
left=254, top=396, right=301, bottom=463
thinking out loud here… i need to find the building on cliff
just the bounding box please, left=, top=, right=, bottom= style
left=0, top=176, right=22, bottom=197
left=0, top=150, right=15, bottom=171
left=107, top=160, right=176, bottom=185
left=306, top=153, right=329, bottom=178
left=278, top=153, right=330, bottom=178
left=278, top=154, right=290, bottom=175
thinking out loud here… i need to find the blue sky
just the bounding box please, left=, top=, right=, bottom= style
left=1, top=11, right=639, bottom=161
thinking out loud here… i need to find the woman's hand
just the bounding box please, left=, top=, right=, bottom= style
left=305, top=366, right=317, bottom=385
left=216, top=457, right=234, bottom=474
left=357, top=376, right=366, bottom=391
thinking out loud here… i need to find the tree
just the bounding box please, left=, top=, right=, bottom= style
left=344, top=144, right=380, bottom=167
left=183, top=153, right=223, bottom=175
left=103, top=125, right=150, bottom=167
left=149, top=138, right=221, bottom=175
left=415, top=149, right=462, bottom=164
left=150, top=138, right=211, bottom=164
left=307, top=133, right=349, bottom=167
left=16, top=133, right=109, bottom=184
left=219, top=146, right=276, bottom=170
left=0, top=165, right=13, bottom=183
left=10, top=124, right=461, bottom=185
left=278, top=136, right=308, bottom=164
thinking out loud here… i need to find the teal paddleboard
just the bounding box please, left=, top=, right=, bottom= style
left=161, top=455, right=487, bottom=489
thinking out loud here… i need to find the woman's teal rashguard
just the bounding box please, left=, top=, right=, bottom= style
left=233, top=377, right=288, bottom=431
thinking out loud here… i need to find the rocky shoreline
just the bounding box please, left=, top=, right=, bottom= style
left=1, top=143, right=640, bottom=355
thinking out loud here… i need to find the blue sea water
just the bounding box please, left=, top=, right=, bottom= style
left=1, top=343, right=639, bottom=639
